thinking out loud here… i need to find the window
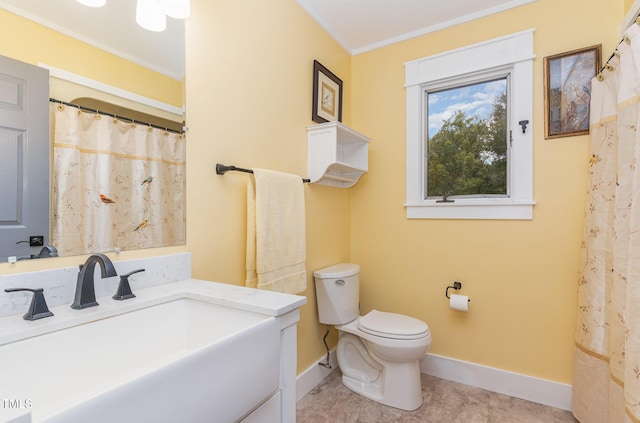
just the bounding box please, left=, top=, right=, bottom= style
left=405, top=30, right=535, bottom=219
left=426, top=76, right=508, bottom=199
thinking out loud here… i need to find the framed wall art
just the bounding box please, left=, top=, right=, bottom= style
left=312, top=60, right=343, bottom=123
left=543, top=44, right=601, bottom=139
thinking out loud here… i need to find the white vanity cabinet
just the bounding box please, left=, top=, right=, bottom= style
left=0, top=262, right=305, bottom=423
left=307, top=122, right=370, bottom=188
left=240, top=391, right=281, bottom=423
left=239, top=304, right=300, bottom=423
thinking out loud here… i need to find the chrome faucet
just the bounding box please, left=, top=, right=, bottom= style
left=71, top=253, right=117, bottom=309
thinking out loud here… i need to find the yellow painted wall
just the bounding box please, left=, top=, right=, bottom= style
left=349, top=0, right=623, bottom=383
left=626, top=0, right=636, bottom=14
left=184, top=0, right=352, bottom=372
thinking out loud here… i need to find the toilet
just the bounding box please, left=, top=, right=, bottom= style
left=313, top=263, right=431, bottom=411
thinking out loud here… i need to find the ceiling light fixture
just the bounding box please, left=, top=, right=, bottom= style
left=75, top=0, right=106, bottom=7
left=161, top=0, right=191, bottom=19
left=76, top=0, right=190, bottom=32
left=136, top=0, right=190, bottom=32
left=136, top=0, right=167, bottom=32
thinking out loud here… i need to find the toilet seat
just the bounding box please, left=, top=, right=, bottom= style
left=358, top=310, right=430, bottom=340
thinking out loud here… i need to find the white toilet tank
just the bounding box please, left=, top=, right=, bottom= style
left=314, top=263, right=360, bottom=325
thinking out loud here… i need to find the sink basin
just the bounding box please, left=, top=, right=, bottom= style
left=0, top=297, right=281, bottom=423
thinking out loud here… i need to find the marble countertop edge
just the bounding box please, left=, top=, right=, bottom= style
left=0, top=279, right=307, bottom=346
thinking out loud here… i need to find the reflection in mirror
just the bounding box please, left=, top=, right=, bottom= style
left=50, top=99, right=185, bottom=256
left=0, top=1, right=186, bottom=261
left=0, top=55, right=50, bottom=262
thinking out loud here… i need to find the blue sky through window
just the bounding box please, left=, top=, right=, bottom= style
left=427, top=78, right=507, bottom=138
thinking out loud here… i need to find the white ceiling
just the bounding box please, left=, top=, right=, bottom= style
left=0, top=0, right=536, bottom=80
left=296, top=0, right=536, bottom=55
left=0, top=0, right=185, bottom=80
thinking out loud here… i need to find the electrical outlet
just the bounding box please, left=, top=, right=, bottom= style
left=29, top=236, right=44, bottom=247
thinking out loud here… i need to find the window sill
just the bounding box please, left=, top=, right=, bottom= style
left=405, top=200, right=535, bottom=220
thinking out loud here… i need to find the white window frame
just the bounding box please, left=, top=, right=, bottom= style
left=404, top=29, right=535, bottom=220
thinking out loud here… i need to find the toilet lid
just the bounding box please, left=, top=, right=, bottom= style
left=358, top=310, right=429, bottom=339
left=313, top=263, right=360, bottom=279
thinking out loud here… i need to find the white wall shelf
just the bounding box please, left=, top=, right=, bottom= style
left=307, top=122, right=370, bottom=188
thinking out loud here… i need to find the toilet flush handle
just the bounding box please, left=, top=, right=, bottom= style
left=335, top=279, right=345, bottom=285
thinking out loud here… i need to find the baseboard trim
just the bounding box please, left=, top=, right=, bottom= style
left=296, top=349, right=337, bottom=402
left=296, top=351, right=572, bottom=411
left=420, top=353, right=572, bottom=411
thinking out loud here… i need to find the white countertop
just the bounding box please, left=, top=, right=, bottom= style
left=0, top=279, right=307, bottom=346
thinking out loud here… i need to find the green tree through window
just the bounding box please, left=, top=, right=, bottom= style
left=426, top=79, right=508, bottom=199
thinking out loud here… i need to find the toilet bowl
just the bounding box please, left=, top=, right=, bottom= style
left=336, top=310, right=431, bottom=410
left=314, top=264, right=432, bottom=411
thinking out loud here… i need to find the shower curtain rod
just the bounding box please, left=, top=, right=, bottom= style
left=49, top=98, right=185, bottom=134
left=216, top=163, right=311, bottom=183
left=599, top=15, right=640, bottom=76
left=599, top=40, right=623, bottom=76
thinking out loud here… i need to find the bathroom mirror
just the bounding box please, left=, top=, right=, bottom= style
left=0, top=0, right=186, bottom=262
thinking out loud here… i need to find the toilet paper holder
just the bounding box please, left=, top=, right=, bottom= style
left=445, top=281, right=470, bottom=301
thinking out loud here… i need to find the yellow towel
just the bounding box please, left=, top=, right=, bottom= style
left=246, top=168, right=307, bottom=294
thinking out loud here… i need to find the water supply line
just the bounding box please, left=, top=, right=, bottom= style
left=319, top=324, right=332, bottom=369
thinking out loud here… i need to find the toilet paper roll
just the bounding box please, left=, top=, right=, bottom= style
left=449, top=294, right=469, bottom=312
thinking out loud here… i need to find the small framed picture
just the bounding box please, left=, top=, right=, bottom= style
left=544, top=45, right=601, bottom=139
left=312, top=60, right=343, bottom=123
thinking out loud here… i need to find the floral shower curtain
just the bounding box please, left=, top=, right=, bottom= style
left=573, top=23, right=640, bottom=423
left=51, top=103, right=186, bottom=256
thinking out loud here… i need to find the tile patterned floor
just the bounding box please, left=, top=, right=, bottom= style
left=296, top=370, right=578, bottom=423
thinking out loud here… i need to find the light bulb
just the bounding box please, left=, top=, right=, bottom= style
left=161, top=0, right=190, bottom=19
left=136, top=0, right=166, bottom=32
left=76, top=0, right=106, bottom=7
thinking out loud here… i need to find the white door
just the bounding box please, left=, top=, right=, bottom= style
left=0, top=55, right=49, bottom=262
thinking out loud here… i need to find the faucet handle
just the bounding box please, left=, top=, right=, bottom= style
left=5, top=288, right=54, bottom=320
left=113, top=268, right=145, bottom=301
